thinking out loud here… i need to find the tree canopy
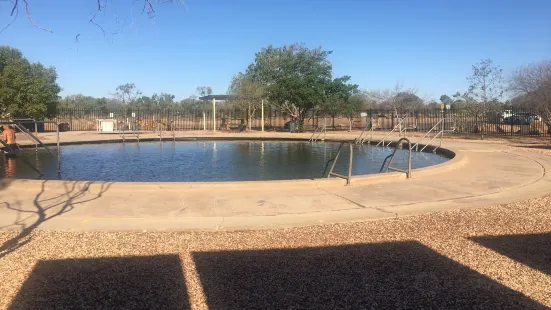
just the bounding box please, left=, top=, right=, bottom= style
left=244, top=43, right=357, bottom=131
left=0, top=46, right=61, bottom=119
left=466, top=59, right=504, bottom=107
left=509, top=60, right=551, bottom=121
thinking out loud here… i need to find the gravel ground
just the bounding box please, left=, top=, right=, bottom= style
left=1, top=141, right=550, bottom=310
left=1, top=195, right=551, bottom=310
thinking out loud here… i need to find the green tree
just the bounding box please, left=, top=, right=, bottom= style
left=322, top=76, right=359, bottom=131
left=228, top=73, right=265, bottom=131
left=509, top=60, right=551, bottom=122
left=114, top=83, right=140, bottom=104
left=196, top=86, right=213, bottom=97
left=59, top=94, right=105, bottom=110
left=245, top=44, right=336, bottom=131
left=392, top=92, right=424, bottom=111
left=440, top=95, right=453, bottom=105
left=467, top=59, right=504, bottom=110
left=180, top=95, right=203, bottom=111
left=0, top=46, right=60, bottom=119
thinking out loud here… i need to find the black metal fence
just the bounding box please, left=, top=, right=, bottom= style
left=42, top=107, right=551, bottom=137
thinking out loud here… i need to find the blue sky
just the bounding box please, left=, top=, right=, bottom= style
left=1, top=0, right=550, bottom=101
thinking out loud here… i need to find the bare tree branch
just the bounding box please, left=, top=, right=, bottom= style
left=2, top=0, right=185, bottom=38
left=22, top=0, right=52, bottom=33
left=10, top=0, right=18, bottom=16
left=0, top=0, right=18, bottom=34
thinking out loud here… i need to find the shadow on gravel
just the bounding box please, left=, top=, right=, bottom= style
left=0, top=180, right=112, bottom=259
left=512, top=144, right=551, bottom=150
left=8, top=255, right=190, bottom=310
left=471, top=232, right=551, bottom=276
left=193, top=241, right=545, bottom=309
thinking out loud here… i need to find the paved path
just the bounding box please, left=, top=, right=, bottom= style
left=1, top=131, right=550, bottom=231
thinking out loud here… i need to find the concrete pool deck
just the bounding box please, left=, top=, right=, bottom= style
left=1, top=131, right=551, bottom=231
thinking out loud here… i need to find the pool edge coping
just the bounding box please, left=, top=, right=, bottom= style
left=3, top=137, right=462, bottom=190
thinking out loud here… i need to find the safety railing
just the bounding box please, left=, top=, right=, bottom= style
left=379, top=137, right=412, bottom=178
left=375, top=117, right=408, bottom=147
left=411, top=118, right=445, bottom=152
left=309, top=125, right=326, bottom=142
left=321, top=141, right=353, bottom=185
left=1, top=120, right=61, bottom=176
left=171, top=121, right=176, bottom=142
left=355, top=119, right=375, bottom=144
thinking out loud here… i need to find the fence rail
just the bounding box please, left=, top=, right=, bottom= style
left=17, top=107, right=549, bottom=137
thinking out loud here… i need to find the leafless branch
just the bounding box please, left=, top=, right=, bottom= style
left=0, top=0, right=18, bottom=34
left=22, top=0, right=52, bottom=33
left=10, top=0, right=18, bottom=16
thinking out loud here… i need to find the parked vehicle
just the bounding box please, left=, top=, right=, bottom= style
left=501, top=110, right=513, bottom=119
left=504, top=114, right=534, bottom=125
left=515, top=112, right=541, bottom=121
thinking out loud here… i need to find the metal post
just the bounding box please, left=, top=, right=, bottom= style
left=203, top=112, right=206, bottom=131
left=56, top=123, right=61, bottom=175
left=159, top=121, right=162, bottom=142
left=370, top=116, right=374, bottom=143
left=440, top=111, right=444, bottom=150
left=261, top=99, right=264, bottom=132
left=213, top=98, right=216, bottom=132
left=347, top=143, right=353, bottom=185
left=34, top=122, right=38, bottom=153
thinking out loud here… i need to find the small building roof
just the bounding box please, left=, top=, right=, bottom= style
left=199, top=95, right=235, bottom=101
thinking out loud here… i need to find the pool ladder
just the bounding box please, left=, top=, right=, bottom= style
left=309, top=125, right=326, bottom=142
left=0, top=120, right=61, bottom=177
left=376, top=117, right=408, bottom=147
left=379, top=138, right=412, bottom=178
left=355, top=119, right=375, bottom=144
left=322, top=141, right=353, bottom=185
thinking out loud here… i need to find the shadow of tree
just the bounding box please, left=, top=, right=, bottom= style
left=0, top=178, right=13, bottom=192
left=511, top=144, right=551, bottom=150
left=0, top=180, right=112, bottom=259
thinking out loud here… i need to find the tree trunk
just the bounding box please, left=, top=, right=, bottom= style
left=298, top=111, right=307, bottom=132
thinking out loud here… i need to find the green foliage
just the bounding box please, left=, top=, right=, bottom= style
left=115, top=83, right=140, bottom=104
left=440, top=95, right=452, bottom=105
left=321, top=76, right=359, bottom=118
left=467, top=59, right=504, bottom=106
left=245, top=44, right=333, bottom=130
left=59, top=94, right=109, bottom=110
left=0, top=46, right=61, bottom=119
left=244, top=43, right=357, bottom=131
left=196, top=86, right=213, bottom=97
left=228, top=72, right=265, bottom=130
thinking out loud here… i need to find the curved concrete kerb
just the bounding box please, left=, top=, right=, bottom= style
left=1, top=131, right=550, bottom=231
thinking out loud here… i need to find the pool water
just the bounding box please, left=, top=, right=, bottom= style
left=1, top=141, right=449, bottom=182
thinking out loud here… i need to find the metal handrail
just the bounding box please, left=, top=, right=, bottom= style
left=355, top=119, right=375, bottom=144
left=171, top=121, right=176, bottom=142
left=12, top=123, right=58, bottom=158
left=0, top=139, right=43, bottom=176
left=379, top=137, right=412, bottom=178
left=309, top=125, right=326, bottom=142
left=322, top=141, right=353, bottom=185
left=411, top=118, right=445, bottom=151
left=118, top=121, right=126, bottom=143
left=375, top=117, right=408, bottom=147
left=1, top=120, right=61, bottom=175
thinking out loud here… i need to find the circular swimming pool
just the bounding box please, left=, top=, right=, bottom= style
left=1, top=140, right=450, bottom=182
